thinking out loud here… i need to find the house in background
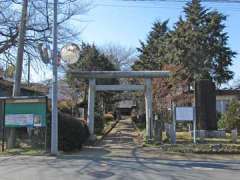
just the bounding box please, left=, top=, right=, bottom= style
left=116, top=100, right=136, bottom=116
left=0, top=69, right=48, bottom=97
left=171, top=88, right=240, bottom=114
left=215, top=89, right=240, bottom=114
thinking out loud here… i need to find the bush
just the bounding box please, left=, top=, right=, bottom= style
left=103, top=113, right=114, bottom=122
left=58, top=100, right=74, bottom=114
left=218, top=100, right=240, bottom=132
left=131, top=115, right=138, bottom=123
left=58, top=113, right=90, bottom=152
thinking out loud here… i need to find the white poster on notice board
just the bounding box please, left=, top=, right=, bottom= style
left=176, top=107, right=194, bottom=121
left=5, top=114, right=34, bottom=127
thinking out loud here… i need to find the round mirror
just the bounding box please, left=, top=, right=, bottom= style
left=38, top=43, right=51, bottom=64
left=60, top=43, right=80, bottom=64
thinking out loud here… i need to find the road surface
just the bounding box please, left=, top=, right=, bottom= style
left=0, top=118, right=240, bottom=180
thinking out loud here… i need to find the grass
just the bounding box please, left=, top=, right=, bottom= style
left=0, top=139, right=47, bottom=156
left=143, top=132, right=240, bottom=154
left=172, top=132, right=238, bottom=144
left=158, top=144, right=240, bottom=154
left=0, top=147, right=46, bottom=156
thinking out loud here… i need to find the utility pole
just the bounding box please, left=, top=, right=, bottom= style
left=51, top=0, right=58, bottom=155
left=8, top=0, right=28, bottom=148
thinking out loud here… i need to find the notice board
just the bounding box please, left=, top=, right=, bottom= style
left=1, top=97, right=47, bottom=128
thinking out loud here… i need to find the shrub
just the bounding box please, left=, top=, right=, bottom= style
left=58, top=100, right=74, bottom=114
left=103, top=113, right=114, bottom=122
left=94, top=112, right=104, bottom=134
left=218, top=100, right=240, bottom=132
left=58, top=113, right=90, bottom=152
left=131, top=115, right=138, bottom=123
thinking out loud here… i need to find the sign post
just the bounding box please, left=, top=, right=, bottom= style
left=193, top=107, right=196, bottom=144
left=0, top=100, right=5, bottom=152
left=172, top=103, right=176, bottom=144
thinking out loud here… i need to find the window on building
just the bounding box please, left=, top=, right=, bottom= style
left=216, top=100, right=229, bottom=113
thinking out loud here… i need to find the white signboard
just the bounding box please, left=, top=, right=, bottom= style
left=176, top=107, right=194, bottom=121
left=5, top=114, right=34, bottom=127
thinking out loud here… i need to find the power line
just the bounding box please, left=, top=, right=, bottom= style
left=95, top=3, right=240, bottom=12
left=96, top=3, right=182, bottom=9
left=114, top=0, right=240, bottom=3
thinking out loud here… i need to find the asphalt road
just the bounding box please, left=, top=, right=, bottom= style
left=0, top=149, right=240, bottom=180
left=0, top=118, right=240, bottom=180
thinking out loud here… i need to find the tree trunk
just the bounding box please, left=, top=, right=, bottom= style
left=8, top=0, right=28, bottom=148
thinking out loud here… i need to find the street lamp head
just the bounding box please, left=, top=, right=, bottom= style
left=60, top=43, right=80, bottom=64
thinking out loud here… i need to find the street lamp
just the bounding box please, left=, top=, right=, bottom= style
left=38, top=1, right=80, bottom=155
left=51, top=0, right=58, bottom=155
left=51, top=42, right=80, bottom=155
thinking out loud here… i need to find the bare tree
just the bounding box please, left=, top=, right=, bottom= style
left=7, top=0, right=29, bottom=148
left=0, top=0, right=91, bottom=147
left=100, top=43, right=137, bottom=71
left=0, top=0, right=91, bottom=74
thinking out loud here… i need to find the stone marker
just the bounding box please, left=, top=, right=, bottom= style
left=199, top=130, right=206, bottom=142
left=153, top=120, right=162, bottom=144
left=169, top=124, right=176, bottom=144
left=231, top=129, right=238, bottom=143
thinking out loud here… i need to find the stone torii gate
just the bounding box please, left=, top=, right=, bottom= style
left=70, top=71, right=170, bottom=141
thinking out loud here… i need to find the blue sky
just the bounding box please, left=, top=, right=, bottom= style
left=73, top=0, right=240, bottom=86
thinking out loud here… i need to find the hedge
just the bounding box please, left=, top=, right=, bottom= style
left=47, top=112, right=90, bottom=152
left=58, top=113, right=90, bottom=151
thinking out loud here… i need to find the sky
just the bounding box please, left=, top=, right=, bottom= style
left=70, top=0, right=240, bottom=87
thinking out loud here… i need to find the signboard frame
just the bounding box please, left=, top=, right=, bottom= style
left=0, top=96, right=48, bottom=151
left=172, top=105, right=196, bottom=144
left=2, top=96, right=48, bottom=128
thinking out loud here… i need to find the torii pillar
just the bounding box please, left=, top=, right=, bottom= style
left=145, top=78, right=153, bottom=140
left=87, top=78, right=96, bottom=140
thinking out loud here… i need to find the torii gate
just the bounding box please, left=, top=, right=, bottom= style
left=70, top=71, right=170, bottom=141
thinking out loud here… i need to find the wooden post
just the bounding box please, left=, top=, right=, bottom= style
left=145, top=78, right=153, bottom=141
left=193, top=107, right=196, bottom=144
left=171, top=103, right=176, bottom=144
left=87, top=78, right=96, bottom=139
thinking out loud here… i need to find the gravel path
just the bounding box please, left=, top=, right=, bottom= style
left=99, top=118, right=142, bottom=150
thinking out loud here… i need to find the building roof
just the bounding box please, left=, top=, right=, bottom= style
left=0, top=77, right=48, bottom=95
left=216, top=89, right=240, bottom=96
left=117, top=100, right=136, bottom=109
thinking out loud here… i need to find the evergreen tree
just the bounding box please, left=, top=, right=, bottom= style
left=168, top=0, right=236, bottom=84
left=66, top=42, right=119, bottom=125
left=218, top=100, right=240, bottom=131
left=66, top=42, right=118, bottom=86
left=132, top=20, right=169, bottom=70
left=133, top=0, right=236, bottom=85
